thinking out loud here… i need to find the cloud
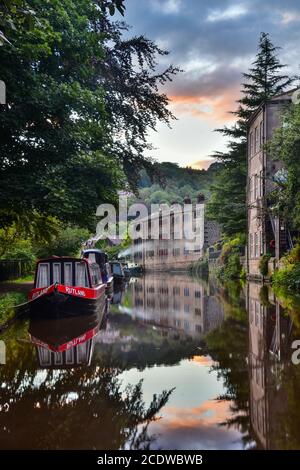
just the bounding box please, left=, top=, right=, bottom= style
left=152, top=0, right=182, bottom=15
left=280, top=11, right=300, bottom=24
left=169, top=89, right=239, bottom=123
left=191, top=355, right=215, bottom=365
left=206, top=4, right=249, bottom=22
left=124, top=0, right=300, bottom=166
left=148, top=399, right=244, bottom=449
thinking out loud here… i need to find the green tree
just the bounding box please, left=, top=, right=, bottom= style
left=34, top=224, right=90, bottom=258
left=0, top=1, right=178, bottom=234
left=267, top=101, right=300, bottom=230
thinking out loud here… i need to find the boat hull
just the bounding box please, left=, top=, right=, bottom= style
left=29, top=284, right=106, bottom=317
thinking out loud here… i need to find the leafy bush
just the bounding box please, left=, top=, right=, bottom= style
left=188, top=259, right=209, bottom=278
left=272, top=263, right=300, bottom=292
left=218, top=235, right=245, bottom=280
left=259, top=253, right=271, bottom=277
left=0, top=292, right=27, bottom=323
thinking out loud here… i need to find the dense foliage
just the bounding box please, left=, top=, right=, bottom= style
left=0, top=0, right=178, bottom=236
left=136, top=161, right=220, bottom=206
left=267, top=101, right=300, bottom=230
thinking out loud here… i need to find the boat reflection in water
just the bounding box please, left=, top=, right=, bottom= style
left=29, top=300, right=109, bottom=368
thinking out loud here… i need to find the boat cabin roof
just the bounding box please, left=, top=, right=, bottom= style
left=34, top=257, right=102, bottom=288
left=83, top=249, right=106, bottom=255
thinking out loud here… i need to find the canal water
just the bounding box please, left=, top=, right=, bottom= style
left=1, top=272, right=300, bottom=449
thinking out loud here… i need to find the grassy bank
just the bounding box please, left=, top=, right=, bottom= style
left=0, top=292, right=27, bottom=324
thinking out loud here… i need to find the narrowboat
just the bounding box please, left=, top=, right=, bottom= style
left=110, top=261, right=125, bottom=283
left=29, top=308, right=105, bottom=368
left=28, top=257, right=106, bottom=317
left=82, top=249, right=113, bottom=293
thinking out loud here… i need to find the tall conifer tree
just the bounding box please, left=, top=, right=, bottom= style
left=208, top=32, right=295, bottom=237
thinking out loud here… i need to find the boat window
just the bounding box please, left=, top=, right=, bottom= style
left=112, top=263, right=122, bottom=275
left=53, top=263, right=61, bottom=284
left=64, top=263, right=72, bottom=286
left=38, top=347, right=51, bottom=366
left=90, top=263, right=102, bottom=286
left=105, top=262, right=111, bottom=276
left=36, top=263, right=50, bottom=288
left=53, top=352, right=63, bottom=365
left=65, top=348, right=75, bottom=364
left=75, top=262, right=89, bottom=287
left=88, top=253, right=96, bottom=263
left=77, top=342, right=90, bottom=364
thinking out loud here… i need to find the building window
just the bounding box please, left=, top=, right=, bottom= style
left=195, top=324, right=202, bottom=333
left=250, top=131, right=254, bottom=156
left=195, top=291, right=201, bottom=298
left=173, top=286, right=180, bottom=295
left=259, top=120, right=264, bottom=148
left=255, top=126, right=259, bottom=153
left=195, top=308, right=201, bottom=316
left=184, top=304, right=190, bottom=313
left=259, top=170, right=263, bottom=197
left=184, top=287, right=189, bottom=297
left=254, top=233, right=259, bottom=258
left=173, top=247, right=180, bottom=257
left=249, top=234, right=253, bottom=258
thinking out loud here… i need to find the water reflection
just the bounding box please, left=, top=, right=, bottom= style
left=247, top=282, right=300, bottom=449
left=113, top=274, right=224, bottom=338
left=1, top=273, right=300, bottom=449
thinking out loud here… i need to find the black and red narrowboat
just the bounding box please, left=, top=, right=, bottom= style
left=28, top=257, right=106, bottom=317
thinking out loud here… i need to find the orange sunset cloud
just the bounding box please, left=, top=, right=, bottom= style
left=191, top=355, right=214, bottom=366
left=169, top=89, right=239, bottom=123
left=189, top=159, right=215, bottom=170
left=160, top=399, right=238, bottom=430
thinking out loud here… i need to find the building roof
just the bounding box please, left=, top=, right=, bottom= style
left=247, top=87, right=299, bottom=127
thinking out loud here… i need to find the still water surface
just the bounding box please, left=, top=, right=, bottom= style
left=1, top=273, right=300, bottom=449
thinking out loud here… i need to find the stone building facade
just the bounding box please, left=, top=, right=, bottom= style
left=247, top=90, right=296, bottom=278
left=131, top=196, right=221, bottom=271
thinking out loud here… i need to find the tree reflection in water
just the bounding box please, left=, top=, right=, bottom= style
left=0, top=322, right=173, bottom=450
left=204, top=281, right=252, bottom=447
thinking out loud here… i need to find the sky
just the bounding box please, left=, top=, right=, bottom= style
left=120, top=0, right=300, bottom=169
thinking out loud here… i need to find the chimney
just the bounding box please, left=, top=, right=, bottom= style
left=197, top=193, right=205, bottom=204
